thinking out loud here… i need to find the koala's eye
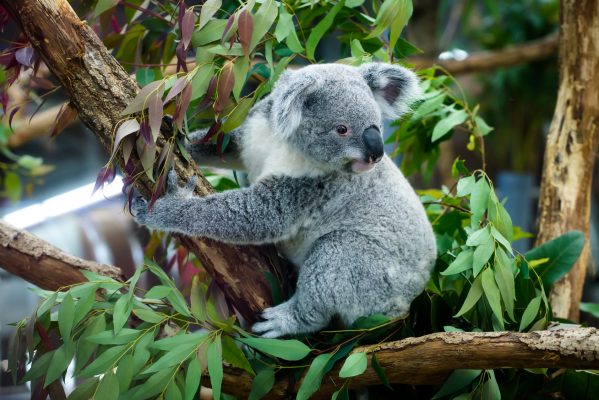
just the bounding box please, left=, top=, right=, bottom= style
left=335, top=125, right=349, bottom=136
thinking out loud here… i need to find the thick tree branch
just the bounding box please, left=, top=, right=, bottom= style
left=410, top=32, right=558, bottom=75
left=209, top=328, right=599, bottom=398
left=0, top=221, right=122, bottom=289
left=536, top=1, right=599, bottom=320
left=1, top=0, right=287, bottom=323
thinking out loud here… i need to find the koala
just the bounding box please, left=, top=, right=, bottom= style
left=132, top=63, right=437, bottom=338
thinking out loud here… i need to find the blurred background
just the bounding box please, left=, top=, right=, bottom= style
left=1, top=0, right=599, bottom=397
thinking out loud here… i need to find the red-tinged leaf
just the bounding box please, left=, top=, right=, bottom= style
left=137, top=137, right=157, bottom=181
left=165, top=76, right=189, bottom=104
left=15, top=47, right=33, bottom=68
left=148, top=172, right=166, bottom=211
left=122, top=136, right=134, bottom=165
left=111, top=119, right=140, bottom=157
left=176, top=42, right=188, bottom=73
left=238, top=10, right=253, bottom=56
left=50, top=104, right=77, bottom=138
left=110, top=15, right=120, bottom=33
left=214, top=62, right=234, bottom=113
left=8, top=107, right=19, bottom=130
left=221, top=13, right=236, bottom=45
left=148, top=94, right=163, bottom=142
left=200, top=121, right=222, bottom=143
left=92, top=165, right=116, bottom=195
left=181, top=9, right=196, bottom=50
left=156, top=143, right=170, bottom=169
left=173, top=82, right=192, bottom=131
left=30, top=76, right=56, bottom=90
left=140, top=120, right=152, bottom=145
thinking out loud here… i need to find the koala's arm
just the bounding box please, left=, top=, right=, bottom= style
left=185, top=127, right=245, bottom=170
left=133, top=172, right=324, bottom=244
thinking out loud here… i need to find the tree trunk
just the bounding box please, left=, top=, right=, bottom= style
left=1, top=0, right=289, bottom=324
left=535, top=0, right=599, bottom=320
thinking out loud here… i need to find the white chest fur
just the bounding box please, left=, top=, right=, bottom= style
left=240, top=114, right=324, bottom=183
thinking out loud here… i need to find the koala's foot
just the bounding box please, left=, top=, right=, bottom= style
left=252, top=297, right=328, bottom=338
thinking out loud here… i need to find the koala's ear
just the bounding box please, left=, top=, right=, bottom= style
left=358, top=63, right=422, bottom=119
left=270, top=70, right=322, bottom=138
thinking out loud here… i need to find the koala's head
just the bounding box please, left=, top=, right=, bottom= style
left=269, top=63, right=421, bottom=173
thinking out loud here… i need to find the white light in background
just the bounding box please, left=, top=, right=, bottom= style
left=3, top=176, right=124, bottom=229
left=439, top=48, right=469, bottom=61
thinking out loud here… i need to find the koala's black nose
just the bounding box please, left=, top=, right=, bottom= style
left=362, top=127, right=384, bottom=163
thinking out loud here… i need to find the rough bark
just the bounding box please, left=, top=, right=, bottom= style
left=411, top=32, right=558, bottom=75
left=535, top=0, right=599, bottom=320
left=0, top=221, right=122, bottom=290
left=1, top=0, right=288, bottom=323
left=206, top=328, right=599, bottom=399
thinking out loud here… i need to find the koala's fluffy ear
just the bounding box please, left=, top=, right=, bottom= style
left=358, top=63, right=422, bottom=119
left=270, top=70, right=322, bottom=138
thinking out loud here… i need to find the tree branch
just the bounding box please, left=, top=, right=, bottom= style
left=0, top=221, right=122, bottom=290
left=208, top=328, right=599, bottom=399
left=410, top=32, right=558, bottom=75
left=1, top=0, right=288, bottom=323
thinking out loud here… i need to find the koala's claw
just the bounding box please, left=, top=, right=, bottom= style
left=166, top=169, right=198, bottom=197
left=131, top=196, right=148, bottom=224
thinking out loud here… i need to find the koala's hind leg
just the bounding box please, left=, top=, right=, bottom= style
left=186, top=127, right=245, bottom=170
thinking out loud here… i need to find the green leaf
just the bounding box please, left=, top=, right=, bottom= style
left=454, top=276, right=483, bottom=317
left=4, top=172, right=22, bottom=202
left=193, top=20, right=227, bottom=46
left=37, top=292, right=58, bottom=317
left=127, top=366, right=176, bottom=400
left=275, top=5, right=293, bottom=42
left=491, top=226, right=512, bottom=255
left=144, top=285, right=172, bottom=299
left=481, top=268, right=504, bottom=330
left=79, top=345, right=127, bottom=378
left=494, top=249, right=516, bottom=321
left=58, top=292, right=75, bottom=341
left=117, top=354, right=134, bottom=392
left=222, top=97, right=254, bottom=133
left=580, top=302, right=599, bottom=318
left=232, top=56, right=249, bottom=101
left=167, top=289, right=191, bottom=317
left=431, top=110, right=468, bottom=142
left=466, top=226, right=492, bottom=246
left=442, top=249, right=473, bottom=275
left=524, top=231, right=585, bottom=288
left=166, top=380, right=183, bottom=400
left=339, top=352, right=367, bottom=378
left=87, top=328, right=141, bottom=345
left=474, top=116, right=493, bottom=136
left=95, top=370, right=119, bottom=399
left=432, top=369, right=482, bottom=399
left=388, top=0, right=413, bottom=50
left=94, top=0, right=118, bottom=16
left=67, top=378, right=99, bottom=400
left=75, top=314, right=106, bottom=374
left=23, top=350, right=53, bottom=382
left=331, top=386, right=350, bottom=400
left=142, top=343, right=197, bottom=374
left=184, top=358, right=202, bottom=400
left=113, top=295, right=131, bottom=335
left=222, top=335, right=254, bottom=375
left=371, top=354, right=391, bottom=390
left=250, top=0, right=278, bottom=52
left=238, top=337, right=311, bottom=361
left=208, top=336, right=224, bottom=400
left=190, top=276, right=207, bottom=322
left=473, top=242, right=494, bottom=277
left=519, top=296, right=542, bottom=332
left=305, top=0, right=346, bottom=60
left=488, top=197, right=513, bottom=244
left=456, top=175, right=475, bottom=197
left=297, top=353, right=333, bottom=400
left=74, top=284, right=98, bottom=326
left=366, top=0, right=403, bottom=40
left=482, top=370, right=501, bottom=400
left=248, top=367, right=275, bottom=400
left=470, top=177, right=490, bottom=222
left=152, top=332, right=209, bottom=351
left=132, top=308, right=165, bottom=323
left=45, top=343, right=74, bottom=386
left=286, top=26, right=304, bottom=54
left=199, top=0, right=222, bottom=30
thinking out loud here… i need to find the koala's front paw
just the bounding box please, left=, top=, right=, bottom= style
left=131, top=196, right=149, bottom=225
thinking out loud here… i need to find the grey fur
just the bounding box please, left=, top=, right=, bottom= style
left=132, top=63, right=436, bottom=338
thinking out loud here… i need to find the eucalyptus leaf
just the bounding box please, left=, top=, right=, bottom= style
left=238, top=337, right=311, bottom=361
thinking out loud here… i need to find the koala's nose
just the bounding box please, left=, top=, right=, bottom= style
left=362, top=126, right=384, bottom=163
